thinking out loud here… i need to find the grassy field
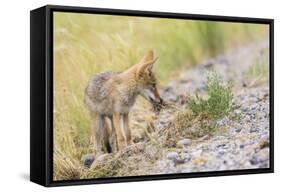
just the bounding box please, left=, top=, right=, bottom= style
left=53, top=12, right=269, bottom=180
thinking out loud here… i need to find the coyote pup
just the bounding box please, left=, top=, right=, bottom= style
left=85, top=50, right=163, bottom=155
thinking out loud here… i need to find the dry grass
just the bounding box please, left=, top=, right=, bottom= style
left=174, top=110, right=212, bottom=138
left=162, top=109, right=216, bottom=148
left=53, top=12, right=269, bottom=180
left=81, top=142, right=162, bottom=178
left=53, top=152, right=81, bottom=181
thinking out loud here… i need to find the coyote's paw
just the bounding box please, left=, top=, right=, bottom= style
left=117, top=142, right=127, bottom=151
left=127, top=139, right=134, bottom=146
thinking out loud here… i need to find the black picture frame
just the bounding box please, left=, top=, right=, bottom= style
left=30, top=4, right=274, bottom=187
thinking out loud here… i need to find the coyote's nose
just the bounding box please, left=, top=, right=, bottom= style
left=151, top=96, right=163, bottom=105
left=155, top=97, right=162, bottom=104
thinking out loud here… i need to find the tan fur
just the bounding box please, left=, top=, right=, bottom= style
left=85, top=50, right=162, bottom=155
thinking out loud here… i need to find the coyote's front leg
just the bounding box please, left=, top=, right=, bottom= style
left=113, top=113, right=127, bottom=151
left=123, top=113, right=133, bottom=145
left=91, top=114, right=104, bottom=156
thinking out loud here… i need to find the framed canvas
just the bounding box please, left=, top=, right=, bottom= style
left=30, top=5, right=274, bottom=187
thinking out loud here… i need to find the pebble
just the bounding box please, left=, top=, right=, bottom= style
left=166, top=152, right=179, bottom=160
left=81, top=154, right=95, bottom=168
left=216, top=117, right=228, bottom=126
left=260, top=133, right=269, bottom=141
left=174, top=158, right=185, bottom=165
left=184, top=154, right=192, bottom=162
left=250, top=127, right=258, bottom=133
left=249, top=156, right=259, bottom=165
left=242, top=106, right=249, bottom=112
left=235, top=127, right=242, bottom=133
left=177, top=139, right=192, bottom=148
left=250, top=103, right=259, bottom=111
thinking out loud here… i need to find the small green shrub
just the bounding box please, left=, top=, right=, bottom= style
left=189, top=71, right=234, bottom=119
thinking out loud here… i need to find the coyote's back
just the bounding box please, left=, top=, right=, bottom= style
left=85, top=71, right=116, bottom=116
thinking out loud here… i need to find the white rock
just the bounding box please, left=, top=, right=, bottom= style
left=166, top=152, right=179, bottom=160
left=81, top=154, right=95, bottom=168
left=177, top=139, right=192, bottom=148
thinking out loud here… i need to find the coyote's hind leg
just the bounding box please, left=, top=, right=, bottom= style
left=104, top=116, right=117, bottom=153
left=107, top=116, right=117, bottom=153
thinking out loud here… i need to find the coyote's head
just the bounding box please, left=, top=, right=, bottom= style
left=136, top=50, right=163, bottom=107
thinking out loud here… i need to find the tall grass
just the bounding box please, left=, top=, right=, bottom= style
left=53, top=12, right=268, bottom=180
left=246, top=47, right=270, bottom=83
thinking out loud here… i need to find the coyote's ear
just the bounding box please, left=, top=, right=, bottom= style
left=139, top=50, right=154, bottom=64
left=137, top=57, right=158, bottom=76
